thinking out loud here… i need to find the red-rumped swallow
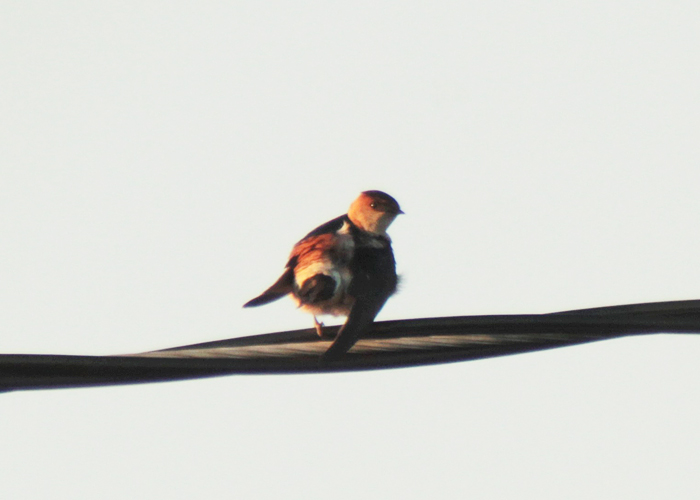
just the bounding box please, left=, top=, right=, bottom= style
left=244, top=190, right=403, bottom=361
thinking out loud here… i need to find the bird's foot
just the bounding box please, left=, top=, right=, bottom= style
left=314, top=316, right=328, bottom=338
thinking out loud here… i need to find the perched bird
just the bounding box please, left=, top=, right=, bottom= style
left=244, top=190, right=403, bottom=361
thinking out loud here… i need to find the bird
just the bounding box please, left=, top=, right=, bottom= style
left=243, top=190, right=403, bottom=361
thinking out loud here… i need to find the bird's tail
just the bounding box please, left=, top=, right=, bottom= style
left=322, top=294, right=387, bottom=362
left=243, top=268, right=294, bottom=307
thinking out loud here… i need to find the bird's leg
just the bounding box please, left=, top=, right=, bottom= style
left=313, top=316, right=326, bottom=338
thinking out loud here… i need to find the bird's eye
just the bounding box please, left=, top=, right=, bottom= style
left=370, top=202, right=377, bottom=209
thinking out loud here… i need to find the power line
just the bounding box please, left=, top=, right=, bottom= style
left=2, top=299, right=699, bottom=392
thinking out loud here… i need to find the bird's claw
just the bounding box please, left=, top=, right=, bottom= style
left=314, top=316, right=328, bottom=338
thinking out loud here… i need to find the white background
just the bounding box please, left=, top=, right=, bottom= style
left=2, top=2, right=700, bottom=498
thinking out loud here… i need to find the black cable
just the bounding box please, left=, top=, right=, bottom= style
left=2, top=299, right=699, bottom=392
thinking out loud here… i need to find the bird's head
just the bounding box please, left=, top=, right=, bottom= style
left=348, top=190, right=403, bottom=235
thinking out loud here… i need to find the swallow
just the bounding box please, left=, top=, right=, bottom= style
left=243, top=190, right=403, bottom=361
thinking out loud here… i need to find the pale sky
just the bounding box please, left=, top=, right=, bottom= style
left=2, top=2, right=700, bottom=499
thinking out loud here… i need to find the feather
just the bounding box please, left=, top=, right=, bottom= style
left=243, top=267, right=294, bottom=307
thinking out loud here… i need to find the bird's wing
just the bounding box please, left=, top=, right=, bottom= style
left=299, top=214, right=348, bottom=240
left=243, top=266, right=295, bottom=307
left=243, top=216, right=348, bottom=308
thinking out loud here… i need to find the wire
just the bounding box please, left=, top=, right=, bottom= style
left=2, top=299, right=700, bottom=392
